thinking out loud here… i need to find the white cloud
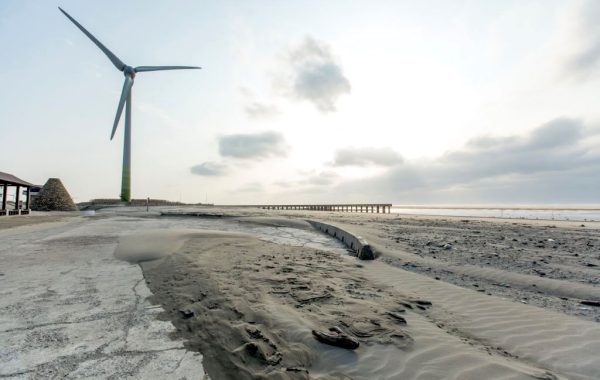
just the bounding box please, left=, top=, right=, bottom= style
left=219, top=131, right=288, bottom=159
left=237, top=181, right=264, bottom=192
left=332, top=147, right=403, bottom=167
left=279, top=37, right=351, bottom=112
left=244, top=102, right=280, bottom=120
left=560, top=0, right=600, bottom=80
left=190, top=161, right=227, bottom=176
left=335, top=117, right=600, bottom=203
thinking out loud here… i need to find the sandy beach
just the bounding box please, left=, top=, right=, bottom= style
left=5, top=2, right=600, bottom=378
left=2, top=207, right=599, bottom=379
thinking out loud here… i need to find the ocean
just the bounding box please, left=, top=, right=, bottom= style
left=391, top=206, right=600, bottom=221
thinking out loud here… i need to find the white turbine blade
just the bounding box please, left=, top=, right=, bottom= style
left=134, top=65, right=201, bottom=73
left=111, top=76, right=134, bottom=140
left=58, top=7, right=126, bottom=71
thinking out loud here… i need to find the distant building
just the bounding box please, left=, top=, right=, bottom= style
left=29, top=185, right=43, bottom=203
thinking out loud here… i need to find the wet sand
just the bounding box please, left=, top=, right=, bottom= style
left=107, top=209, right=600, bottom=379
left=134, top=231, right=411, bottom=379
left=311, top=214, right=600, bottom=322
left=132, top=229, right=565, bottom=380
left=4, top=207, right=597, bottom=378
left=164, top=207, right=600, bottom=321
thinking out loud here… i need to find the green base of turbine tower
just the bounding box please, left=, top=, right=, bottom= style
left=120, top=178, right=131, bottom=202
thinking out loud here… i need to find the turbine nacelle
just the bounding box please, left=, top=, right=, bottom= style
left=123, top=66, right=136, bottom=78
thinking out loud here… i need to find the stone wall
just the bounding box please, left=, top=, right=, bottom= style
left=307, top=220, right=377, bottom=260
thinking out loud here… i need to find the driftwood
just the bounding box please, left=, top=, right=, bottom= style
left=311, top=326, right=359, bottom=350
left=387, top=312, right=407, bottom=324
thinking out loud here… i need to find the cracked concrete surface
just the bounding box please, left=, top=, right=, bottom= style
left=0, top=215, right=206, bottom=379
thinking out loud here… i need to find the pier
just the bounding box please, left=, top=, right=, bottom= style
left=254, top=203, right=392, bottom=213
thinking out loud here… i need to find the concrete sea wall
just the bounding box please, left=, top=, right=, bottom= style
left=307, top=220, right=377, bottom=260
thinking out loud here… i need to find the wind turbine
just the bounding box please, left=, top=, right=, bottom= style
left=59, top=7, right=201, bottom=202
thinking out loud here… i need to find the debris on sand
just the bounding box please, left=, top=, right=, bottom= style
left=179, top=309, right=195, bottom=319
left=312, top=326, right=360, bottom=350
left=580, top=300, right=600, bottom=307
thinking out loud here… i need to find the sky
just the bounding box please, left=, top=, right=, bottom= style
left=1, top=0, right=599, bottom=205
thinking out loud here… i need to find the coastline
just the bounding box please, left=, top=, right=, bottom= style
left=2, top=208, right=599, bottom=379
left=147, top=207, right=600, bottom=378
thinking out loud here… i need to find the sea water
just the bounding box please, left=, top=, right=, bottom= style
left=391, top=206, right=600, bottom=221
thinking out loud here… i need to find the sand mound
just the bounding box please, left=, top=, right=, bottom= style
left=137, top=232, right=563, bottom=379
left=31, top=178, right=77, bottom=211
left=141, top=234, right=416, bottom=379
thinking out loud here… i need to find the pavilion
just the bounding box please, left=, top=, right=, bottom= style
left=0, top=171, right=33, bottom=216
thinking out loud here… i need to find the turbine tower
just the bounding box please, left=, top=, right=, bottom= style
left=59, top=7, right=200, bottom=202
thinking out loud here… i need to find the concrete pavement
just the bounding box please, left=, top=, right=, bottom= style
left=0, top=215, right=206, bottom=379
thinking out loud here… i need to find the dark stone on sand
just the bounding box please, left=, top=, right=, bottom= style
left=585, top=263, right=598, bottom=267
left=179, top=309, right=195, bottom=319
left=286, top=367, right=308, bottom=373
left=580, top=300, right=600, bottom=307
left=415, top=300, right=432, bottom=306
left=312, top=327, right=360, bottom=350
left=443, top=243, right=453, bottom=250
left=387, top=312, right=407, bottom=324
left=241, top=341, right=282, bottom=365
left=358, top=245, right=376, bottom=260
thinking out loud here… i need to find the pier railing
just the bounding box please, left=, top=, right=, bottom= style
left=247, top=203, right=392, bottom=213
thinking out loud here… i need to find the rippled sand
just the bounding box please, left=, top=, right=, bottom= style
left=113, top=218, right=597, bottom=379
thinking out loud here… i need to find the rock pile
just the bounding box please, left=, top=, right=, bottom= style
left=31, top=178, right=77, bottom=211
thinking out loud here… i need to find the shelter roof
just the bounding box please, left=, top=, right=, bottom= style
left=0, top=171, right=33, bottom=187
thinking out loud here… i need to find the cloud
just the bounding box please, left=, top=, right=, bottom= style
left=282, top=37, right=351, bottom=112
left=272, top=170, right=339, bottom=189
left=335, top=117, right=600, bottom=203
left=237, top=182, right=264, bottom=192
left=244, top=102, right=280, bottom=120
left=219, top=131, right=288, bottom=159
left=561, top=0, right=600, bottom=79
left=273, top=181, right=293, bottom=188
left=190, top=161, right=227, bottom=176
left=305, top=171, right=338, bottom=186
left=333, top=147, right=403, bottom=167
